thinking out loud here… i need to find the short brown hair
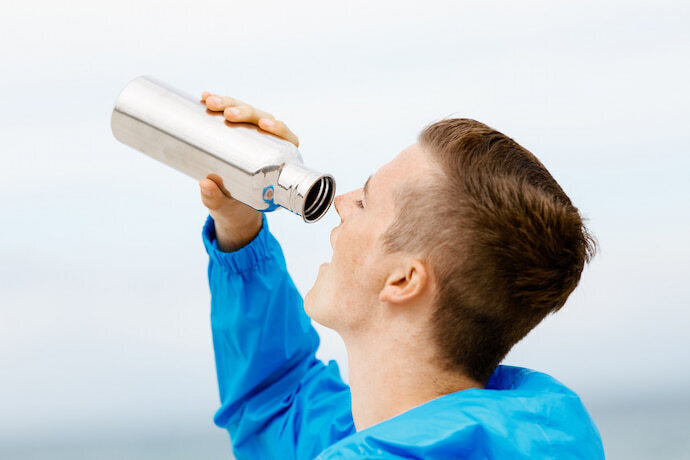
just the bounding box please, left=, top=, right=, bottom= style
left=382, top=118, right=596, bottom=384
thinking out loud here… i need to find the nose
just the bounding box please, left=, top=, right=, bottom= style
left=332, top=189, right=360, bottom=221
left=333, top=193, right=345, bottom=219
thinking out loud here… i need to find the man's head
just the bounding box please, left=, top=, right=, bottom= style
left=304, top=142, right=440, bottom=336
left=304, top=118, right=595, bottom=384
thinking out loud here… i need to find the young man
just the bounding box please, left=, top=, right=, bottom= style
left=198, top=92, right=605, bottom=459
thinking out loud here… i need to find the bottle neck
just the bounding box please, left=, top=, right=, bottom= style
left=274, top=162, right=335, bottom=223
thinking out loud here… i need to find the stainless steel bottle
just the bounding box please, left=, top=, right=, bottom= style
left=110, top=76, right=335, bottom=223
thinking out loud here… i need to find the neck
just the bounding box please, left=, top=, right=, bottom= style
left=342, top=326, right=483, bottom=431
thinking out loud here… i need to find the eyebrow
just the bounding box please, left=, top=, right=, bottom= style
left=363, top=175, right=372, bottom=204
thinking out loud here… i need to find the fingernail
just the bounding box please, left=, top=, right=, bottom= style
left=261, top=118, right=274, bottom=127
left=206, top=96, right=221, bottom=106
left=226, top=107, right=240, bottom=117
left=200, top=185, right=213, bottom=196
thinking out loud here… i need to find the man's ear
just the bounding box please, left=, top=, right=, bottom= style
left=379, top=259, right=429, bottom=304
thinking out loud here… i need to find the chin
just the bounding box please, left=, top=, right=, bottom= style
left=303, top=286, right=331, bottom=327
left=303, top=289, right=315, bottom=318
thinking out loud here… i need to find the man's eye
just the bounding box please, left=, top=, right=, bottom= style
left=355, top=199, right=364, bottom=209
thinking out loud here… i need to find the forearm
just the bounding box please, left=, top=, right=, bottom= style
left=203, top=213, right=355, bottom=459
left=211, top=202, right=263, bottom=252
left=203, top=213, right=320, bottom=415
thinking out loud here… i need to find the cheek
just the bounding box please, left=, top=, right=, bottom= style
left=332, top=229, right=382, bottom=290
left=333, top=228, right=368, bottom=270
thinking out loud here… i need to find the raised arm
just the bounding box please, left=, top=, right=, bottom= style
left=199, top=93, right=355, bottom=459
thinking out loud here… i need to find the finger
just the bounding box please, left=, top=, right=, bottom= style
left=201, top=91, right=211, bottom=102
left=205, top=94, right=247, bottom=112
left=258, top=118, right=300, bottom=147
left=199, top=178, right=224, bottom=210
left=223, top=104, right=275, bottom=125
left=199, top=177, right=234, bottom=210
left=205, top=174, right=232, bottom=197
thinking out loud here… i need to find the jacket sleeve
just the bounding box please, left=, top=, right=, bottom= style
left=202, top=214, right=355, bottom=460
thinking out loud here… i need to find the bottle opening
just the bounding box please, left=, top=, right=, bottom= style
left=303, top=176, right=335, bottom=222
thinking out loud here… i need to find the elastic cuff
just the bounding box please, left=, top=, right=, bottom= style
left=202, top=213, right=278, bottom=274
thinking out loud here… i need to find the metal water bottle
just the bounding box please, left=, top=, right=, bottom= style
left=110, top=76, right=335, bottom=223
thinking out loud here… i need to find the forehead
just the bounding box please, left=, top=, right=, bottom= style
left=371, top=143, right=433, bottom=192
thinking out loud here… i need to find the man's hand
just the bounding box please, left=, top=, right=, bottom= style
left=199, top=91, right=299, bottom=251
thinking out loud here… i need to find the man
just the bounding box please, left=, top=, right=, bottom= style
left=197, top=91, right=604, bottom=459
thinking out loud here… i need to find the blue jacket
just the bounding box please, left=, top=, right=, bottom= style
left=202, top=214, right=605, bottom=459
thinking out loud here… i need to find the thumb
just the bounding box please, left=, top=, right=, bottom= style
left=199, top=178, right=227, bottom=211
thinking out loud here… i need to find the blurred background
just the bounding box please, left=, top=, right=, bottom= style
left=1, top=1, right=688, bottom=458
